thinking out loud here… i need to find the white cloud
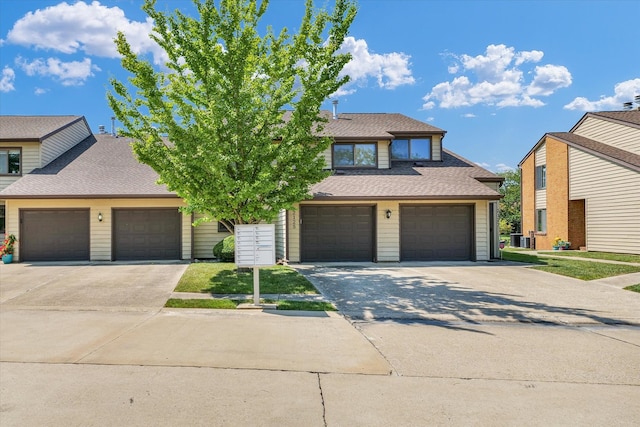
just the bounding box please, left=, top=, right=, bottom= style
left=462, top=113, right=476, bottom=118
left=423, top=44, right=572, bottom=109
left=495, top=163, right=515, bottom=172
left=5, top=1, right=166, bottom=66
left=34, top=87, right=48, bottom=95
left=0, top=66, right=16, bottom=92
left=335, top=36, right=415, bottom=96
left=16, top=56, right=100, bottom=86
left=564, top=78, right=640, bottom=111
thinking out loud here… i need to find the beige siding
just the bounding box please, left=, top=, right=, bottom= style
left=432, top=135, right=442, bottom=161
left=275, top=209, right=286, bottom=260
left=534, top=143, right=546, bottom=209
left=0, top=142, right=40, bottom=191
left=288, top=200, right=492, bottom=262
left=377, top=140, right=390, bottom=169
left=569, top=147, right=640, bottom=254
left=482, top=181, right=500, bottom=192
left=41, top=120, right=91, bottom=167
left=193, top=214, right=229, bottom=259
left=322, top=146, right=332, bottom=169
left=573, top=117, right=640, bottom=154
left=5, top=198, right=190, bottom=261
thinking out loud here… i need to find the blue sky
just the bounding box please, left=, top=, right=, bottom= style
left=1, top=0, right=639, bottom=171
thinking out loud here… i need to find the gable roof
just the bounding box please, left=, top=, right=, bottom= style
left=283, top=111, right=446, bottom=140
left=546, top=132, right=640, bottom=172
left=310, top=150, right=501, bottom=200
left=0, top=134, right=176, bottom=199
left=0, top=116, right=87, bottom=141
left=571, top=110, right=640, bottom=131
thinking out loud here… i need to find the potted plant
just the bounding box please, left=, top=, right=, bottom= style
left=552, top=237, right=562, bottom=251
left=1, top=234, right=17, bottom=264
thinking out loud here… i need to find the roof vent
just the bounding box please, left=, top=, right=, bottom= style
left=623, top=102, right=633, bottom=110
left=332, top=99, right=338, bottom=120
left=98, top=125, right=106, bottom=134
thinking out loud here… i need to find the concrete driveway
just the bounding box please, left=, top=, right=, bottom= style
left=295, top=262, right=640, bottom=325
left=0, top=262, right=189, bottom=310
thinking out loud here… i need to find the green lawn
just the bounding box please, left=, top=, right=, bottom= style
left=175, top=262, right=319, bottom=294
left=501, top=250, right=640, bottom=280
left=165, top=298, right=335, bottom=311
left=624, top=284, right=640, bottom=293
left=538, top=251, right=640, bottom=264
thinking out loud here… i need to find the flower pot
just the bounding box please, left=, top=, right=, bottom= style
left=2, top=254, right=13, bottom=264
left=552, top=246, right=559, bottom=251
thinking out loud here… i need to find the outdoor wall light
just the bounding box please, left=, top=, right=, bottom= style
left=98, top=212, right=103, bottom=222
left=385, top=209, right=392, bottom=219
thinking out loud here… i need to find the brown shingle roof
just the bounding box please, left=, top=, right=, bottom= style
left=588, top=110, right=640, bottom=128
left=0, top=134, right=176, bottom=198
left=0, top=116, right=86, bottom=141
left=283, top=111, right=446, bottom=139
left=310, top=150, right=501, bottom=200
left=547, top=132, right=640, bottom=172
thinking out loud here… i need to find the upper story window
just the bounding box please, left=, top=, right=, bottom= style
left=0, top=148, right=21, bottom=175
left=535, top=165, right=546, bottom=189
left=391, top=138, right=431, bottom=160
left=333, top=143, right=376, bottom=168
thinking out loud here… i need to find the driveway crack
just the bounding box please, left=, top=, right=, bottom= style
left=316, top=373, right=327, bottom=427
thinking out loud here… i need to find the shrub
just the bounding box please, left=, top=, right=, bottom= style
left=213, top=235, right=235, bottom=261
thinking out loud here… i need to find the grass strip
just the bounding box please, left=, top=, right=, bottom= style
left=165, top=298, right=335, bottom=311
left=175, top=262, right=319, bottom=294
left=624, top=284, right=640, bottom=293
left=537, top=251, right=640, bottom=263
left=501, top=250, right=640, bottom=280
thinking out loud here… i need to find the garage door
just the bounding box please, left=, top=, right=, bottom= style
left=113, top=209, right=181, bottom=261
left=401, top=205, right=473, bottom=261
left=20, top=209, right=90, bottom=261
left=301, top=205, right=374, bottom=262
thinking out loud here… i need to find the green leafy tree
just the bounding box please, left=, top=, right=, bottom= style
left=108, top=0, right=357, bottom=232
left=498, top=169, right=521, bottom=233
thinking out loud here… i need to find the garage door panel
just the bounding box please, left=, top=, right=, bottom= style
left=401, top=205, right=473, bottom=261
left=20, top=209, right=90, bottom=261
left=113, top=209, right=181, bottom=261
left=301, top=205, right=374, bottom=262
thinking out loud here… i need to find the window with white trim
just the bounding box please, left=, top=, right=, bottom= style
left=535, top=165, right=546, bottom=189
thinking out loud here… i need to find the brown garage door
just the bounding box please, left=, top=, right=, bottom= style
left=113, top=209, right=181, bottom=261
left=301, top=205, right=374, bottom=262
left=20, top=209, right=90, bottom=261
left=401, top=205, right=473, bottom=261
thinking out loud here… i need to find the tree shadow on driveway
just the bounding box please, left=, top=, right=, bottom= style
left=295, top=265, right=632, bottom=329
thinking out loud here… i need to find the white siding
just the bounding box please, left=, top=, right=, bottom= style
left=569, top=147, right=640, bottom=254
left=288, top=200, right=492, bottom=262
left=193, top=214, right=229, bottom=259
left=573, top=117, right=640, bottom=154
left=5, top=198, right=191, bottom=261
left=275, top=209, right=286, bottom=260
left=40, top=119, right=91, bottom=167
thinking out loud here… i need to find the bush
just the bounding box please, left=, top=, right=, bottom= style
left=213, top=235, right=235, bottom=261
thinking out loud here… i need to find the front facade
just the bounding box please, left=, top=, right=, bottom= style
left=1, top=112, right=503, bottom=263
left=520, top=110, right=640, bottom=254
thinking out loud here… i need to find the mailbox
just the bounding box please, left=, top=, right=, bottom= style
left=234, top=224, right=276, bottom=268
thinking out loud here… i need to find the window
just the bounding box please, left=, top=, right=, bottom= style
left=218, top=221, right=234, bottom=233
left=333, top=143, right=376, bottom=167
left=0, top=205, right=4, bottom=233
left=391, top=138, right=431, bottom=160
left=535, top=165, right=546, bottom=189
left=536, top=209, right=547, bottom=232
left=0, top=149, right=21, bottom=175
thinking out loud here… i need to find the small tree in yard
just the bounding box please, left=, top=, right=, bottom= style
left=108, top=0, right=357, bottom=232
left=498, top=169, right=521, bottom=233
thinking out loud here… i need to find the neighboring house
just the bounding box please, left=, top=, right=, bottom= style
left=519, top=110, right=640, bottom=254
left=0, top=112, right=504, bottom=263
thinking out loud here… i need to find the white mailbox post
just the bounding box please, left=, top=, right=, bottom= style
left=234, top=224, right=276, bottom=305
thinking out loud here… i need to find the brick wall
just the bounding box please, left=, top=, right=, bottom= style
left=537, top=137, right=569, bottom=249
left=520, top=152, right=535, bottom=242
